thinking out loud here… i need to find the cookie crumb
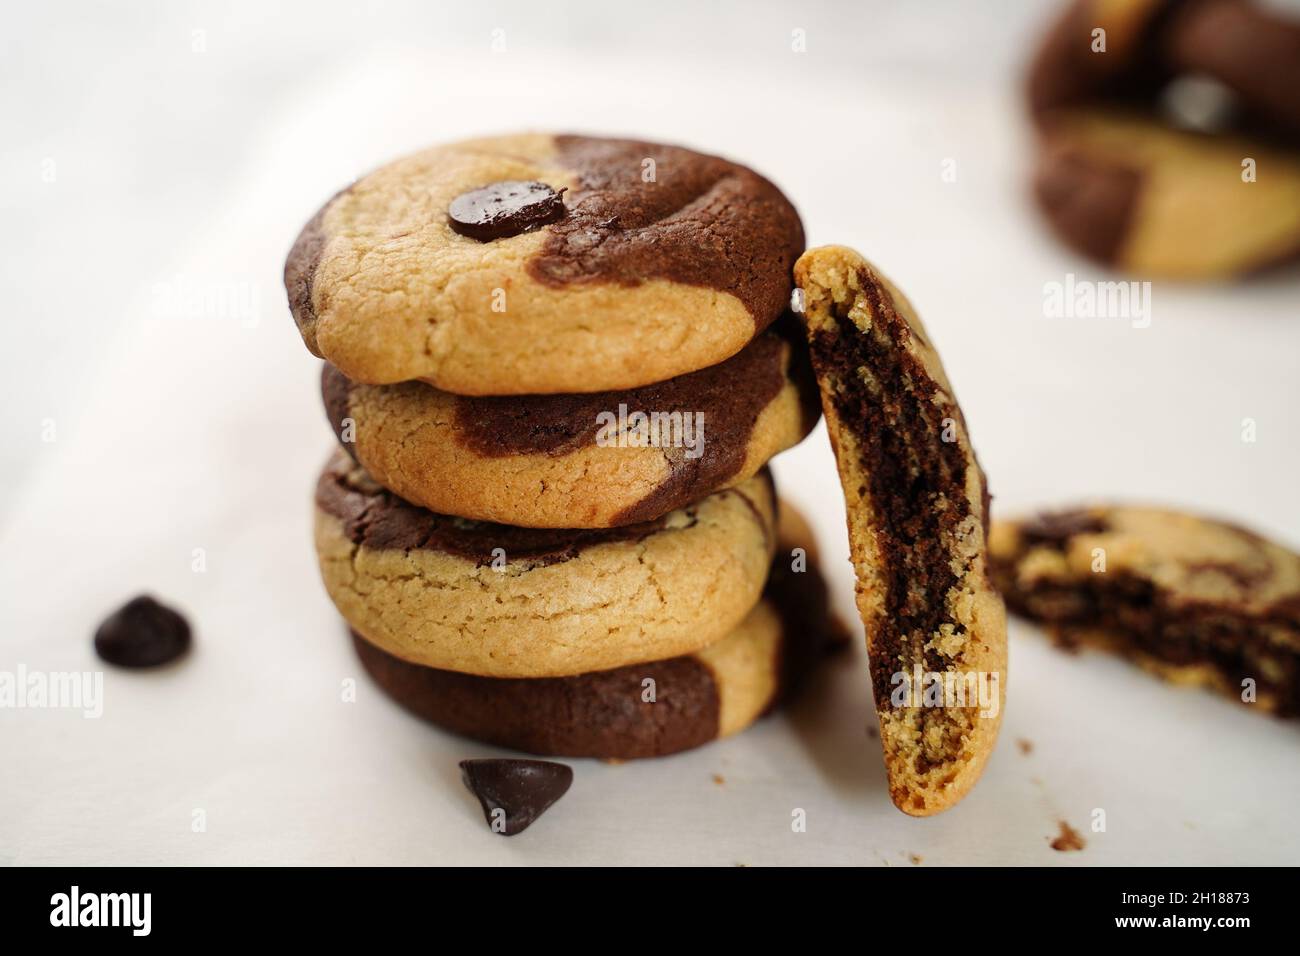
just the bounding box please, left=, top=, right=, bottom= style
left=909, top=854, right=923, bottom=865
left=1017, top=738, right=1034, bottom=755
left=1049, top=820, right=1086, bottom=852
left=712, top=774, right=725, bottom=786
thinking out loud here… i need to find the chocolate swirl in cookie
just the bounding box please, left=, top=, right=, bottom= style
left=991, top=506, right=1300, bottom=717
left=794, top=245, right=1006, bottom=817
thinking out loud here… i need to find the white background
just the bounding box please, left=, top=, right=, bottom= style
left=2, top=0, right=1297, bottom=865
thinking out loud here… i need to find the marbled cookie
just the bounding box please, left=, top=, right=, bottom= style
left=349, top=504, right=848, bottom=759
left=322, top=322, right=819, bottom=528
left=314, top=450, right=777, bottom=678
left=1026, top=0, right=1300, bottom=277
left=990, top=506, right=1300, bottom=717
left=793, top=245, right=1007, bottom=817
left=1033, top=107, right=1300, bottom=277
left=286, top=133, right=804, bottom=394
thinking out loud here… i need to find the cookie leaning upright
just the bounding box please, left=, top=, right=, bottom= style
left=793, top=245, right=1006, bottom=816
left=286, top=134, right=805, bottom=394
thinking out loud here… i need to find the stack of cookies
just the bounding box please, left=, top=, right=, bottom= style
left=285, top=134, right=842, bottom=760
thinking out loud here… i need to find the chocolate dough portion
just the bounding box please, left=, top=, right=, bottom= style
left=992, top=508, right=1300, bottom=717
left=314, top=452, right=677, bottom=566
left=1025, top=0, right=1181, bottom=120
left=1032, top=141, right=1142, bottom=264
left=449, top=321, right=812, bottom=527
left=451, top=322, right=801, bottom=476
left=528, top=136, right=805, bottom=327
left=764, top=541, right=851, bottom=706
left=283, top=184, right=353, bottom=336
left=807, top=295, right=974, bottom=716
left=320, top=363, right=358, bottom=462
left=356, top=632, right=721, bottom=759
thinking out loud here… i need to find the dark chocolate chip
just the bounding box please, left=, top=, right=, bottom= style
left=93, top=595, right=192, bottom=668
left=1021, top=509, right=1109, bottom=547
left=459, top=758, right=572, bottom=836
left=448, top=181, right=565, bottom=241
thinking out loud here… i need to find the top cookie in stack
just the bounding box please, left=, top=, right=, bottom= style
left=285, top=134, right=826, bottom=762
left=286, top=133, right=804, bottom=395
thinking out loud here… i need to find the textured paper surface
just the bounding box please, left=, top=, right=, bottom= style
left=3, top=3, right=1298, bottom=865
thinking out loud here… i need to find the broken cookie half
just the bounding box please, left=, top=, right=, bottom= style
left=793, top=245, right=1007, bottom=816
left=990, top=505, right=1300, bottom=718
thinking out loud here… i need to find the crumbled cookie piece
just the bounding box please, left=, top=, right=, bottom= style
left=991, top=505, right=1300, bottom=717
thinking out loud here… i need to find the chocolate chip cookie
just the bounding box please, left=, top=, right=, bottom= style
left=349, top=504, right=848, bottom=759
left=793, top=245, right=1007, bottom=817
left=990, top=506, right=1300, bottom=717
left=1026, top=0, right=1300, bottom=277
left=286, top=133, right=804, bottom=394
left=314, top=450, right=777, bottom=678
left=322, top=322, right=819, bottom=528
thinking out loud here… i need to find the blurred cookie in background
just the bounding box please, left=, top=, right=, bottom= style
left=1026, top=0, right=1300, bottom=278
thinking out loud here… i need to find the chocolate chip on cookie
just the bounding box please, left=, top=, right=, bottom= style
left=348, top=503, right=848, bottom=760
left=793, top=245, right=1006, bottom=817
left=447, top=181, right=566, bottom=241
left=990, top=505, right=1300, bottom=717
left=459, top=758, right=573, bottom=835
left=94, top=595, right=192, bottom=668
left=285, top=133, right=804, bottom=394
